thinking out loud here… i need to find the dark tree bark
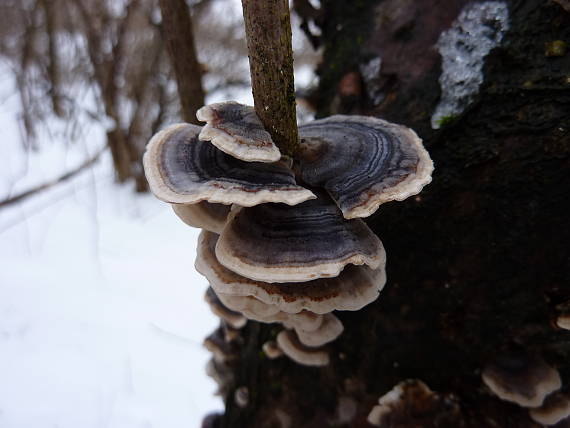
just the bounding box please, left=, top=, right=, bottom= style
left=159, top=0, right=205, bottom=125
left=242, top=0, right=299, bottom=156
left=215, top=0, right=570, bottom=427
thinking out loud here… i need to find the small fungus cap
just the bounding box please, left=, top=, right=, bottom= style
left=197, top=102, right=281, bottom=163
left=203, top=327, right=240, bottom=363
left=195, top=230, right=386, bottom=314
left=262, top=340, right=283, bottom=359
left=482, top=354, right=562, bottom=408
left=215, top=193, right=385, bottom=283
left=204, top=287, right=247, bottom=329
left=143, top=123, right=314, bottom=206
left=556, top=314, right=570, bottom=331
left=172, top=201, right=231, bottom=234
left=529, top=392, right=570, bottom=426
left=295, top=313, right=344, bottom=347
left=276, top=330, right=329, bottom=367
left=367, top=379, right=460, bottom=427
left=296, top=115, right=434, bottom=219
left=215, top=292, right=282, bottom=319
left=214, top=289, right=325, bottom=330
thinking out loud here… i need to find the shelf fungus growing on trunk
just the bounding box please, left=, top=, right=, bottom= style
left=367, top=379, right=461, bottom=427
left=143, top=101, right=433, bottom=372
left=481, top=353, right=562, bottom=408
left=204, top=287, right=247, bottom=329
left=197, top=101, right=281, bottom=163
left=296, top=116, right=434, bottom=219
left=215, top=194, right=385, bottom=283
left=529, top=391, right=570, bottom=426
left=143, top=123, right=314, bottom=206
left=172, top=201, right=231, bottom=234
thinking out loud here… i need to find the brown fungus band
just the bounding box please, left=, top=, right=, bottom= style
left=296, top=115, right=434, bottom=219
left=143, top=123, right=314, bottom=206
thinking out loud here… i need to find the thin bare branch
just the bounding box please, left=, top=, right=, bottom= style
left=159, top=0, right=205, bottom=124
left=0, top=146, right=107, bottom=210
left=241, top=0, right=299, bottom=156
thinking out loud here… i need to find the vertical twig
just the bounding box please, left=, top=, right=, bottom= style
left=40, top=0, right=63, bottom=117
left=159, top=0, right=205, bottom=125
left=241, top=0, right=299, bottom=156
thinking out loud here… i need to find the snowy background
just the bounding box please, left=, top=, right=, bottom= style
left=0, top=64, right=225, bottom=427
left=0, top=0, right=317, bottom=424
left=0, top=0, right=319, bottom=422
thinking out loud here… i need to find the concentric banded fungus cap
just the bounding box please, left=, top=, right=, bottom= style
left=481, top=354, right=562, bottom=407
left=204, top=287, right=247, bottom=329
left=295, top=313, right=344, bottom=347
left=530, top=392, right=570, bottom=426
left=172, top=201, right=231, bottom=233
left=296, top=115, right=434, bottom=219
left=215, top=193, right=385, bottom=283
left=276, top=330, right=329, bottom=367
left=196, top=230, right=386, bottom=314
left=197, top=102, right=281, bottom=163
left=143, top=123, right=314, bottom=206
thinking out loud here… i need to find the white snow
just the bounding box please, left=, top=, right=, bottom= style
left=0, top=67, right=223, bottom=427
left=0, top=2, right=319, bottom=423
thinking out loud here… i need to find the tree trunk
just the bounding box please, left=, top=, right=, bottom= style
left=216, top=0, right=570, bottom=426
left=159, top=0, right=205, bottom=125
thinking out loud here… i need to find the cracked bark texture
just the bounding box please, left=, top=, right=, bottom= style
left=215, top=1, right=570, bottom=426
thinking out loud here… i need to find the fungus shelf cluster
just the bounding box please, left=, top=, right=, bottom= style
left=143, top=101, right=433, bottom=369
left=481, top=352, right=570, bottom=426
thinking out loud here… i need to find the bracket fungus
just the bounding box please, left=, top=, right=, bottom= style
left=481, top=354, right=562, bottom=408
left=204, top=287, right=247, bottom=329
left=143, top=100, right=433, bottom=368
left=556, top=314, right=570, bottom=331
left=196, top=230, right=386, bottom=315
left=172, top=201, right=231, bottom=234
left=215, top=193, right=385, bottom=283
left=203, top=326, right=240, bottom=364
left=197, top=101, right=281, bottom=163
left=367, top=379, right=461, bottom=427
left=294, top=313, right=344, bottom=347
left=276, top=329, right=330, bottom=367
left=529, top=391, right=570, bottom=426
left=296, top=116, right=433, bottom=219
left=262, top=340, right=283, bottom=359
left=143, top=123, right=314, bottom=206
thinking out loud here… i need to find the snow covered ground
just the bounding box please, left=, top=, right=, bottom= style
left=0, top=2, right=317, bottom=423
left=0, top=72, right=223, bottom=427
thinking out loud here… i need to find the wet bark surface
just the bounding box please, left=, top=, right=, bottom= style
left=215, top=1, right=570, bottom=426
